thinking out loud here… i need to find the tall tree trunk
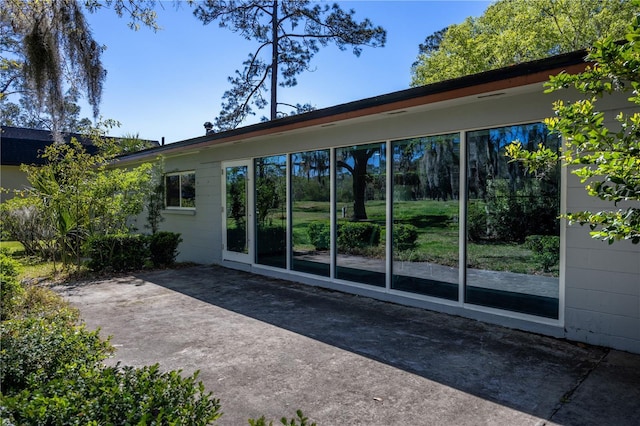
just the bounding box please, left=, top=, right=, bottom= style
left=270, top=0, right=279, bottom=120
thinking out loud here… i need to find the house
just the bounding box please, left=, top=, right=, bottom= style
left=116, top=50, right=640, bottom=354
left=0, top=126, right=159, bottom=201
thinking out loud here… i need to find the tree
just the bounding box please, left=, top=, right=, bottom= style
left=0, top=0, right=159, bottom=137
left=1, top=86, right=92, bottom=132
left=411, top=0, right=635, bottom=86
left=1, top=121, right=154, bottom=266
left=191, top=0, right=386, bottom=130
left=506, top=8, right=640, bottom=244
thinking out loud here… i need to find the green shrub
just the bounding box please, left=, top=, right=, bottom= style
left=0, top=250, right=23, bottom=320
left=1, top=364, right=222, bottom=425
left=149, top=231, right=182, bottom=267
left=307, top=221, right=330, bottom=250
left=249, top=410, right=316, bottom=426
left=86, top=234, right=149, bottom=272
left=0, top=317, right=112, bottom=394
left=467, top=201, right=488, bottom=241
left=483, top=179, right=559, bottom=243
left=0, top=197, right=54, bottom=259
left=393, top=223, right=418, bottom=251
left=338, top=221, right=381, bottom=250
left=524, top=235, right=560, bottom=272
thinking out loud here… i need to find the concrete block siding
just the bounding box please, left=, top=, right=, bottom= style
left=564, top=172, right=640, bottom=353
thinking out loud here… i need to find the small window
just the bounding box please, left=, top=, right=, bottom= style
left=165, top=171, right=196, bottom=208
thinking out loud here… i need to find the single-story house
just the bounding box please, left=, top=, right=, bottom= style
left=116, top=49, right=640, bottom=354
left=0, top=126, right=159, bottom=202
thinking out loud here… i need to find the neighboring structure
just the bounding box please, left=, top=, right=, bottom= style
left=117, top=50, right=640, bottom=354
left=0, top=126, right=159, bottom=201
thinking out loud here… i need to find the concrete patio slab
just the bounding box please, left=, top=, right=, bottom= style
left=56, top=265, right=640, bottom=425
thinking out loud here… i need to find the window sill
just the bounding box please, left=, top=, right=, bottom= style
left=162, top=209, right=196, bottom=216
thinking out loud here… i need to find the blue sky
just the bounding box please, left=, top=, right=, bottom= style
left=82, top=1, right=492, bottom=143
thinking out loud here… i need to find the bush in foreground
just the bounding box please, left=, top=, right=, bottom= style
left=0, top=257, right=221, bottom=425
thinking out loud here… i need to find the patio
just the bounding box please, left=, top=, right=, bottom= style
left=56, top=265, right=640, bottom=425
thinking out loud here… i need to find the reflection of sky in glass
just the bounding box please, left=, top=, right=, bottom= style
left=227, top=166, right=246, bottom=181
left=480, top=123, right=559, bottom=150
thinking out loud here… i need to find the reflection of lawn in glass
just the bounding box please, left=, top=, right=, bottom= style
left=292, top=201, right=330, bottom=251
left=289, top=200, right=555, bottom=276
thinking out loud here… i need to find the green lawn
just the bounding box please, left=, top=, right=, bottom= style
left=0, top=241, right=75, bottom=281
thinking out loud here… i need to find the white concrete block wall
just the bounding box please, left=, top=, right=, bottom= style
left=564, top=171, right=640, bottom=353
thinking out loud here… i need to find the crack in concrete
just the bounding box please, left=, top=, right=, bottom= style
left=547, top=347, right=611, bottom=423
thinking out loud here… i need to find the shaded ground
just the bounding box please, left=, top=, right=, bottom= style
left=56, top=265, right=640, bottom=425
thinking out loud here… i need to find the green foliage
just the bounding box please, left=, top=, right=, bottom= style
left=411, top=0, right=635, bottom=86
left=467, top=201, right=488, bottom=242
left=11, top=123, right=155, bottom=265
left=0, top=317, right=112, bottom=394
left=507, top=7, right=640, bottom=244
left=149, top=231, right=183, bottom=267
left=307, top=221, right=331, bottom=251
left=145, top=159, right=166, bottom=234
left=524, top=235, right=560, bottom=272
left=393, top=223, right=419, bottom=251
left=2, top=364, right=222, bottom=426
left=256, top=174, right=283, bottom=226
left=0, top=250, right=23, bottom=320
left=249, top=410, right=316, bottom=426
left=15, top=284, right=80, bottom=323
left=0, top=257, right=222, bottom=426
left=0, top=196, right=56, bottom=259
left=483, top=179, right=559, bottom=243
left=86, top=234, right=149, bottom=272
left=338, top=222, right=381, bottom=251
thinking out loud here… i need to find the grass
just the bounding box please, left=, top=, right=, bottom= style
left=0, top=241, right=82, bottom=282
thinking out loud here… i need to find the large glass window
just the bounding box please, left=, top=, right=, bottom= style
left=255, top=155, right=287, bottom=268
left=165, top=171, right=195, bottom=208
left=291, top=150, right=331, bottom=276
left=335, top=142, right=386, bottom=286
left=392, top=134, right=460, bottom=300
left=466, top=123, right=560, bottom=318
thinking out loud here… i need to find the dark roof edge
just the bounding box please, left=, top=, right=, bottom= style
left=117, top=49, right=589, bottom=163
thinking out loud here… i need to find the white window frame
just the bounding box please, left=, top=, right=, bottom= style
left=165, top=171, right=196, bottom=209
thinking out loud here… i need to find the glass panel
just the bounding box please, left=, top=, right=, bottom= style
left=165, top=175, right=180, bottom=207
left=466, top=123, right=560, bottom=318
left=291, top=150, right=331, bottom=277
left=335, top=142, right=386, bottom=286
left=181, top=173, right=196, bottom=207
left=225, top=165, right=248, bottom=254
left=392, top=134, right=460, bottom=300
left=255, top=155, right=287, bottom=268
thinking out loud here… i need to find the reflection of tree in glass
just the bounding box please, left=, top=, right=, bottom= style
left=394, top=134, right=460, bottom=202
left=337, top=146, right=384, bottom=221
left=255, top=157, right=286, bottom=226
left=468, top=124, right=560, bottom=242
left=227, top=168, right=246, bottom=229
